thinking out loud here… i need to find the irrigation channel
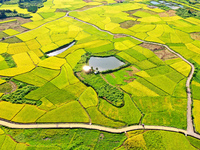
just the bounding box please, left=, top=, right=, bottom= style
left=0, top=4, right=199, bottom=140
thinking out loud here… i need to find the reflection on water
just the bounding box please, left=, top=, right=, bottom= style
left=89, top=56, right=125, bottom=71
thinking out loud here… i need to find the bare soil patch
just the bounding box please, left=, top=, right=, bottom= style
left=159, top=10, right=176, bottom=17
left=120, top=20, right=139, bottom=29
left=140, top=43, right=165, bottom=51
left=83, top=0, right=93, bottom=2
left=77, top=5, right=97, bottom=11
left=110, top=73, right=116, bottom=78
left=159, top=12, right=168, bottom=17
left=130, top=66, right=140, bottom=73
left=0, top=17, right=31, bottom=32
left=9, top=81, right=17, bottom=94
left=154, top=49, right=178, bottom=60
left=76, top=72, right=84, bottom=80
left=126, top=70, right=134, bottom=77
left=114, top=34, right=127, bottom=38
left=124, top=78, right=135, bottom=83
left=190, top=32, right=200, bottom=40
left=99, top=133, right=104, bottom=139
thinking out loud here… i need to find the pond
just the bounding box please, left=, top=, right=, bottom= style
left=88, top=56, right=125, bottom=72
left=150, top=1, right=160, bottom=5
left=46, top=41, right=75, bottom=57
left=150, top=1, right=182, bottom=9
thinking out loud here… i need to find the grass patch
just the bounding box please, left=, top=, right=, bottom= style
left=0, top=82, right=12, bottom=93
left=1, top=37, right=22, bottom=43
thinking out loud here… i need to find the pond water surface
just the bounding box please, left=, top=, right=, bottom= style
left=89, top=56, right=125, bottom=71
left=46, top=41, right=75, bottom=57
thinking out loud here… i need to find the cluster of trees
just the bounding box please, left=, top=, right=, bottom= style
left=82, top=73, right=124, bottom=107
left=0, top=0, right=46, bottom=13
left=19, top=0, right=47, bottom=13
left=0, top=9, right=31, bottom=19
left=1, top=84, right=41, bottom=106
left=1, top=53, right=16, bottom=68
left=176, top=8, right=200, bottom=18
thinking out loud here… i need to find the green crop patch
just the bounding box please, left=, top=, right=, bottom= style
left=1, top=136, right=17, bottom=150
left=14, top=72, right=48, bottom=87
left=45, top=89, right=77, bottom=106
left=37, top=101, right=89, bottom=123
left=134, top=96, right=187, bottom=129
left=51, top=66, right=70, bottom=89
left=124, top=49, right=147, bottom=61
left=145, top=75, right=177, bottom=95
left=87, top=106, right=125, bottom=127
left=99, top=94, right=141, bottom=125
left=79, top=87, right=98, bottom=108
left=25, top=82, right=59, bottom=100
left=12, top=105, right=46, bottom=123
left=31, top=67, right=60, bottom=81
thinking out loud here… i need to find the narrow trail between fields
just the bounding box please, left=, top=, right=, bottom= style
left=0, top=3, right=198, bottom=139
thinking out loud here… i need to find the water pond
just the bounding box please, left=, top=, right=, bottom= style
left=46, top=41, right=75, bottom=57
left=150, top=1, right=160, bottom=5
left=89, top=56, right=125, bottom=72
left=150, top=1, right=183, bottom=9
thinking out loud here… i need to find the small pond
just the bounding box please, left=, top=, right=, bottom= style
left=46, top=41, right=75, bottom=57
left=150, top=1, right=160, bottom=5
left=150, top=1, right=183, bottom=9
left=89, top=56, right=125, bottom=72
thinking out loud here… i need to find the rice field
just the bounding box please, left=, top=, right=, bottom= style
left=0, top=0, right=198, bottom=136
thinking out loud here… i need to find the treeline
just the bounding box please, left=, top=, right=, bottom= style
left=1, top=79, right=42, bottom=106
left=19, top=0, right=47, bottom=13
left=74, top=53, right=125, bottom=107
left=0, top=0, right=47, bottom=13
left=176, top=8, right=200, bottom=19
left=0, top=9, right=31, bottom=19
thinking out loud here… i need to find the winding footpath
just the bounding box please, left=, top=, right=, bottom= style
left=0, top=4, right=199, bottom=140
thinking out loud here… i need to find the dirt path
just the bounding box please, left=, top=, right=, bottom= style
left=1, top=119, right=200, bottom=138
left=9, top=81, right=17, bottom=93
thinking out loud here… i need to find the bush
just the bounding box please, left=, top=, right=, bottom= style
left=27, top=6, right=38, bottom=13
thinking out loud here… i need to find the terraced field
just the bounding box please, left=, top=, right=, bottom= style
left=0, top=0, right=200, bottom=148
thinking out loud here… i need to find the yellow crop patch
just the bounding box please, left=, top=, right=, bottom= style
left=40, top=43, right=58, bottom=53
left=193, top=100, right=200, bottom=133
left=0, top=43, right=8, bottom=54
left=0, top=101, right=24, bottom=120
left=3, top=29, right=20, bottom=36
left=7, top=43, right=29, bottom=54
left=105, top=22, right=120, bottom=31
left=185, top=43, right=200, bottom=54
left=147, top=25, right=164, bottom=37
left=12, top=52, right=34, bottom=67
left=114, top=42, right=129, bottom=50
left=38, top=57, right=66, bottom=69
left=25, top=39, right=41, bottom=50
left=121, top=80, right=159, bottom=97
left=170, top=61, right=191, bottom=77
